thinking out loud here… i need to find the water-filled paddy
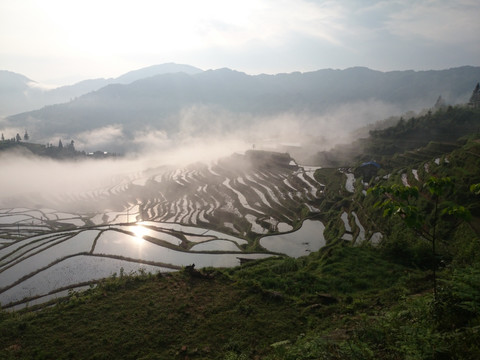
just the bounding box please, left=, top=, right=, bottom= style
left=0, top=220, right=275, bottom=308
left=118, top=225, right=183, bottom=246
left=0, top=255, right=173, bottom=306
left=345, top=173, right=355, bottom=193
left=260, top=219, right=326, bottom=258
left=0, top=157, right=327, bottom=309
left=190, top=240, right=241, bottom=252
left=93, top=229, right=269, bottom=268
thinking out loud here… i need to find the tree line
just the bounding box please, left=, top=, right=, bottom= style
left=1, top=129, right=29, bottom=143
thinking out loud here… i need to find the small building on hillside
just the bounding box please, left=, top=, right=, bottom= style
left=245, top=149, right=298, bottom=170
left=469, top=83, right=480, bottom=108
left=355, top=161, right=381, bottom=182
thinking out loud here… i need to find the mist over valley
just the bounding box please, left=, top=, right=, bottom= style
left=3, top=65, right=480, bottom=156
left=1, top=62, right=480, bottom=312
left=2, top=0, right=480, bottom=356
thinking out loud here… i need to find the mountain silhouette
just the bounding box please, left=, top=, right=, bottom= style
left=0, top=63, right=204, bottom=117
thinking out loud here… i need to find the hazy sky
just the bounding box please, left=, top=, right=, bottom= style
left=1, top=0, right=479, bottom=85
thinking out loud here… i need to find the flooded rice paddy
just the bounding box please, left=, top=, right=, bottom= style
left=260, top=220, right=326, bottom=258
left=0, top=152, right=330, bottom=309
left=0, top=152, right=384, bottom=310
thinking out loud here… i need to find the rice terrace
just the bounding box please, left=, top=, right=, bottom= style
left=1, top=2, right=480, bottom=356
left=0, top=150, right=337, bottom=310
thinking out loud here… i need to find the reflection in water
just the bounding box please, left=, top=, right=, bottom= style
left=96, top=230, right=147, bottom=259
left=190, top=240, right=240, bottom=252
left=118, top=225, right=183, bottom=246
left=0, top=255, right=173, bottom=307
left=260, top=220, right=325, bottom=258
left=1, top=222, right=276, bottom=308
left=94, top=229, right=271, bottom=268
left=0, top=230, right=99, bottom=287
left=130, top=225, right=148, bottom=244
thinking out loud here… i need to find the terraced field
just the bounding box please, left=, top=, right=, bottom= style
left=0, top=150, right=327, bottom=309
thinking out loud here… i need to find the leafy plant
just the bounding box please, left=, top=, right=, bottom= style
left=368, top=177, right=471, bottom=298
left=471, top=183, right=480, bottom=195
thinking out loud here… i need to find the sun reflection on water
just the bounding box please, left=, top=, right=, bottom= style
left=130, top=225, right=150, bottom=245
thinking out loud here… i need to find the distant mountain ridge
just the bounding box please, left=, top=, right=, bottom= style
left=2, top=65, right=480, bottom=154
left=115, top=63, right=202, bottom=84
left=0, top=63, right=204, bottom=117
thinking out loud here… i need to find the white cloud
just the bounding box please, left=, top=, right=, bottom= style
left=73, top=125, right=125, bottom=151
left=0, top=0, right=479, bottom=83
left=382, top=0, right=480, bottom=45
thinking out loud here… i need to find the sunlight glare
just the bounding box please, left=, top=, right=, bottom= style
left=131, top=225, right=150, bottom=244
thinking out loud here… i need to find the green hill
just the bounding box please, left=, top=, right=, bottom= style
left=313, top=105, right=480, bottom=168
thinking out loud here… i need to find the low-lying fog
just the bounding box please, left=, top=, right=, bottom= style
left=0, top=101, right=403, bottom=211
left=2, top=98, right=402, bottom=153
left=0, top=137, right=248, bottom=209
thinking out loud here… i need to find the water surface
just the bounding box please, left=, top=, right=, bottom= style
left=260, top=219, right=325, bottom=257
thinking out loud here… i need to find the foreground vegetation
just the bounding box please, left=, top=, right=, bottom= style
left=0, top=247, right=428, bottom=359
left=1, top=242, right=478, bottom=359
left=1, top=105, right=480, bottom=359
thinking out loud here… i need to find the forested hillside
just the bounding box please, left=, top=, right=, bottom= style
left=313, top=105, right=480, bottom=167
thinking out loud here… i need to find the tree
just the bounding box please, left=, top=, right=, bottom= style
left=1, top=133, right=4, bottom=141
left=58, top=139, right=63, bottom=149
left=23, top=130, right=29, bottom=141
left=67, top=140, right=75, bottom=152
left=15, top=133, right=21, bottom=142
left=368, top=177, right=471, bottom=299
